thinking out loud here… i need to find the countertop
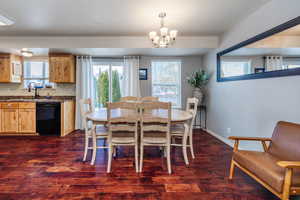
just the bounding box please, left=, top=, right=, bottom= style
left=0, top=96, right=75, bottom=103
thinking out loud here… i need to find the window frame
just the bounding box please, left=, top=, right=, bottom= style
left=23, top=57, right=52, bottom=88
left=151, top=59, right=182, bottom=108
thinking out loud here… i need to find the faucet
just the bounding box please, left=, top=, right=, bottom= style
left=28, top=82, right=40, bottom=99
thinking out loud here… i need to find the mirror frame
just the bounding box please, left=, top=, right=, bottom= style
left=217, top=16, right=300, bottom=82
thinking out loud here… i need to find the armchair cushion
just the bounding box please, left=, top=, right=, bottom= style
left=233, top=150, right=300, bottom=192
left=268, top=121, right=300, bottom=161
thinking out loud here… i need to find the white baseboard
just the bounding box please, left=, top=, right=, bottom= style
left=206, top=129, right=234, bottom=148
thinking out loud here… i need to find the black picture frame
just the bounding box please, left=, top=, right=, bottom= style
left=217, top=16, right=300, bottom=82
left=139, top=68, right=148, bottom=80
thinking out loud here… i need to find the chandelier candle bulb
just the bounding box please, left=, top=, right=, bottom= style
left=170, top=30, right=178, bottom=39
left=149, top=31, right=157, bottom=40
left=160, top=27, right=168, bottom=37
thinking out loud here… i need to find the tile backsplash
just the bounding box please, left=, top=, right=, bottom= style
left=0, top=83, right=76, bottom=96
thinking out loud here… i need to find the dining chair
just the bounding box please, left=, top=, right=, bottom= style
left=106, top=101, right=139, bottom=173
left=79, top=98, right=108, bottom=164
left=140, top=96, right=159, bottom=102
left=139, top=101, right=172, bottom=174
left=171, top=97, right=198, bottom=165
left=120, top=96, right=139, bottom=102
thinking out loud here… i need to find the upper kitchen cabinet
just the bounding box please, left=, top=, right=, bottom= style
left=0, top=53, right=22, bottom=83
left=49, top=53, right=75, bottom=83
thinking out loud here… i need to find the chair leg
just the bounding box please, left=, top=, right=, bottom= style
left=182, top=139, right=189, bottom=165
left=139, top=145, right=144, bottom=172
left=189, top=131, right=195, bottom=159
left=282, top=168, right=292, bottom=200
left=83, top=133, right=89, bottom=162
left=107, top=144, right=113, bottom=173
left=90, top=128, right=97, bottom=165
left=135, top=144, right=139, bottom=173
left=229, top=159, right=235, bottom=179
left=167, top=145, right=172, bottom=174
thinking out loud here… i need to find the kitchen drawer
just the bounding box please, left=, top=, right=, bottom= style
left=19, top=102, right=36, bottom=109
left=1, top=102, right=19, bottom=109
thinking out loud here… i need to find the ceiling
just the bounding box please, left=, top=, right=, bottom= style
left=0, top=48, right=211, bottom=57
left=0, top=0, right=270, bottom=37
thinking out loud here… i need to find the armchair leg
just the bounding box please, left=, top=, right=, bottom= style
left=229, top=159, right=235, bottom=180
left=282, top=168, right=293, bottom=200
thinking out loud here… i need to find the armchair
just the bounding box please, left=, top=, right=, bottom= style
left=229, top=121, right=300, bottom=200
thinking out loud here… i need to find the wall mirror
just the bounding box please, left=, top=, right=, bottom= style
left=217, top=16, right=300, bottom=82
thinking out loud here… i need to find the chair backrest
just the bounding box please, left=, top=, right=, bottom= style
left=268, top=121, right=300, bottom=161
left=140, top=96, right=159, bottom=102
left=107, top=102, right=139, bottom=140
left=79, top=98, right=94, bottom=129
left=140, top=101, right=171, bottom=141
left=186, top=97, right=199, bottom=128
left=120, top=96, right=139, bottom=102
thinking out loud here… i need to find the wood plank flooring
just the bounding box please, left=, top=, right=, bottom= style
left=0, top=130, right=282, bottom=200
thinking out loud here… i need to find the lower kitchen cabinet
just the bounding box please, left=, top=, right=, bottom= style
left=19, top=109, right=36, bottom=133
left=1, top=108, right=19, bottom=133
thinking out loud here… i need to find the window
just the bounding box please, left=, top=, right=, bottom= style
left=92, top=60, right=124, bottom=108
left=151, top=60, right=181, bottom=108
left=221, top=60, right=251, bottom=77
left=23, top=59, right=52, bottom=88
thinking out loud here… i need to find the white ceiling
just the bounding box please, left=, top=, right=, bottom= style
left=0, top=0, right=270, bottom=36
left=0, top=48, right=211, bottom=57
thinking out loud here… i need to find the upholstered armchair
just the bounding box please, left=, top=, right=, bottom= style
left=229, top=121, right=300, bottom=200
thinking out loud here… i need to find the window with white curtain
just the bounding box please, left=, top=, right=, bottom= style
left=92, top=59, right=124, bottom=108
left=151, top=60, right=181, bottom=108
left=23, top=58, right=53, bottom=88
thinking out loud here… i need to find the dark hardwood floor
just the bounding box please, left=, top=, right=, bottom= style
left=0, top=130, right=280, bottom=200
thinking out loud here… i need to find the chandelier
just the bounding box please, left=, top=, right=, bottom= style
left=149, top=12, right=178, bottom=48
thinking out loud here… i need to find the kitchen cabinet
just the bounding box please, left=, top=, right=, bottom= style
left=18, top=102, right=36, bottom=134
left=49, top=54, right=75, bottom=83
left=0, top=54, right=22, bottom=83
left=0, top=102, right=36, bottom=135
left=2, top=108, right=19, bottom=133
left=61, top=100, right=75, bottom=136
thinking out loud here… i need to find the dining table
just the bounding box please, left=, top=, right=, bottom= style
left=86, top=108, right=193, bottom=125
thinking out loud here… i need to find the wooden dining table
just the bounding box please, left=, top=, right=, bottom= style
left=86, top=108, right=193, bottom=125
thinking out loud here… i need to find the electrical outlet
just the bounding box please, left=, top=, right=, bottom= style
left=227, top=128, right=231, bottom=134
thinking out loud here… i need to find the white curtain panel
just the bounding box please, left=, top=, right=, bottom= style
left=265, top=56, right=283, bottom=71
left=123, top=56, right=141, bottom=97
left=75, top=56, right=94, bottom=130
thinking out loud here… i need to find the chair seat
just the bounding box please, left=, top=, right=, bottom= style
left=111, top=137, right=135, bottom=144
left=87, top=126, right=108, bottom=137
left=233, top=150, right=300, bottom=192
left=142, top=137, right=167, bottom=144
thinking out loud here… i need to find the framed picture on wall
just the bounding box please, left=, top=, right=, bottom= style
left=139, top=68, right=148, bottom=80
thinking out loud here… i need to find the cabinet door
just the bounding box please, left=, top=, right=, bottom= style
left=0, top=57, right=11, bottom=82
left=49, top=55, right=75, bottom=83
left=19, top=109, right=36, bottom=133
left=2, top=109, right=18, bottom=133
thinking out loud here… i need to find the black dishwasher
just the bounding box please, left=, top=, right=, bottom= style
left=36, top=102, right=61, bottom=136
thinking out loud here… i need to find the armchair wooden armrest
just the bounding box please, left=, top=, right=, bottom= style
left=228, top=136, right=272, bottom=152
left=277, top=161, right=300, bottom=169
left=228, top=136, right=272, bottom=141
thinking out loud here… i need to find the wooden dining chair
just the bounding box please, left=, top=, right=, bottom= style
left=106, top=102, right=139, bottom=173
left=139, top=101, right=172, bottom=174
left=140, top=96, right=159, bottom=102
left=120, top=96, right=139, bottom=102
left=79, top=98, right=108, bottom=164
left=171, top=97, right=199, bottom=165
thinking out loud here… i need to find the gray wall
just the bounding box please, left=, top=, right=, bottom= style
left=139, top=56, right=202, bottom=109
left=203, top=0, right=300, bottom=150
